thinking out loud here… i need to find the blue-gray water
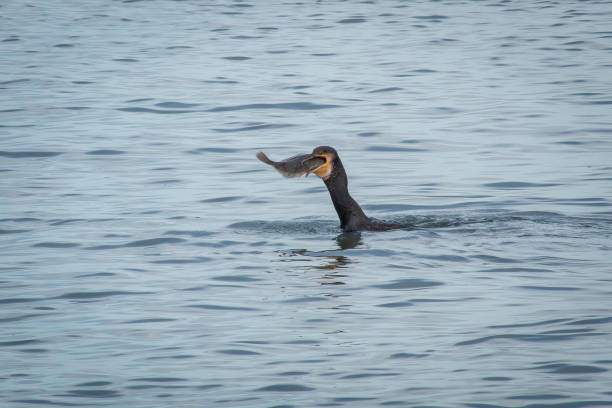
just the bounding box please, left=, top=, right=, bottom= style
left=2, top=1, right=612, bottom=407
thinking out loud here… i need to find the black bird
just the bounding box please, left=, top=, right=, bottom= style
left=257, top=146, right=404, bottom=232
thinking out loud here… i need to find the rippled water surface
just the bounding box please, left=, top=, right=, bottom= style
left=2, top=1, right=612, bottom=407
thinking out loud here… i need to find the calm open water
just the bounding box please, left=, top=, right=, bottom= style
left=2, top=1, right=612, bottom=407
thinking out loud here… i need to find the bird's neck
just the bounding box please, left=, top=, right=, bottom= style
left=323, top=160, right=368, bottom=231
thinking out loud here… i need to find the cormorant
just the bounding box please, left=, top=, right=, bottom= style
left=257, top=146, right=404, bottom=232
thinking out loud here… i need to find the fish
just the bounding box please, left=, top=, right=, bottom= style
left=256, top=151, right=326, bottom=178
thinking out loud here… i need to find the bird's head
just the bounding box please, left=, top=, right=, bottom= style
left=311, top=146, right=338, bottom=180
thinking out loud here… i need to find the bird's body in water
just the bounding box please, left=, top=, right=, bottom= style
left=257, top=146, right=404, bottom=232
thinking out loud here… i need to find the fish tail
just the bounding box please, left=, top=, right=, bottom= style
left=256, top=152, right=274, bottom=165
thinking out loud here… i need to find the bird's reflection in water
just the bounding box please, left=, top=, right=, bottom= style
left=335, top=231, right=361, bottom=250
left=281, top=232, right=362, bottom=287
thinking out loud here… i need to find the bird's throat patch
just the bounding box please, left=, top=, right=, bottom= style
left=313, top=154, right=332, bottom=179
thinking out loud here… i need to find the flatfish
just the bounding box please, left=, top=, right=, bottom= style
left=256, top=152, right=326, bottom=178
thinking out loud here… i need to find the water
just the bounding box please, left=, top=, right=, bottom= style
left=2, top=0, right=612, bottom=406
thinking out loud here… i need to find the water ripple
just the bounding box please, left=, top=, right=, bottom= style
left=186, top=304, right=259, bottom=311
left=255, top=384, right=314, bottom=392
left=0, top=339, right=42, bottom=347
left=164, top=230, right=214, bottom=237
left=10, top=399, right=80, bottom=407
left=372, top=279, right=443, bottom=290
left=484, top=182, right=561, bottom=189
left=86, top=149, right=125, bottom=155
left=206, top=102, right=341, bottom=112
left=32, top=242, right=80, bottom=248
left=84, top=237, right=186, bottom=250
left=212, top=123, right=294, bottom=133
left=59, top=389, right=121, bottom=398
left=55, top=291, right=153, bottom=299
left=217, top=349, right=261, bottom=355
left=533, top=363, right=608, bottom=374
left=456, top=332, right=603, bottom=346
left=0, top=151, right=62, bottom=158
left=117, top=107, right=196, bottom=114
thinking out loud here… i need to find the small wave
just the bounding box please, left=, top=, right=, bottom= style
left=228, top=219, right=339, bottom=234
left=117, top=107, right=196, bottom=114
left=212, top=123, right=294, bottom=133
left=223, top=56, right=251, bottom=60
left=129, top=377, right=187, bottom=383
left=123, top=318, right=176, bottom=324
left=0, top=339, right=42, bottom=347
left=212, top=275, right=262, bottom=282
left=518, top=285, right=580, bottom=291
left=84, top=237, right=186, bottom=250
left=217, top=349, right=261, bottom=355
left=377, top=301, right=414, bottom=308
left=55, top=291, right=152, bottom=300
left=566, top=316, right=612, bottom=326
left=481, top=267, right=552, bottom=273
left=60, top=389, right=121, bottom=398
left=207, top=102, right=341, bottom=112
left=205, top=79, right=239, bottom=84
left=372, top=278, right=443, bottom=290
left=282, top=296, right=328, bottom=303
left=337, top=17, right=366, bottom=24
left=186, top=147, right=239, bottom=154
left=533, top=363, right=607, bottom=374
left=255, top=384, right=314, bottom=392
left=484, top=181, right=560, bottom=189
left=456, top=331, right=602, bottom=346
left=0, top=78, right=30, bottom=85
left=186, top=303, right=259, bottom=311
left=150, top=179, right=181, bottom=184
left=389, top=353, right=428, bottom=359
left=0, top=229, right=30, bottom=235
left=0, top=297, right=42, bottom=304
left=151, top=257, right=212, bottom=264
left=49, top=219, right=84, bottom=226
left=164, top=230, right=214, bottom=237
left=63, top=106, right=89, bottom=110
left=340, top=373, right=399, bottom=379
left=86, top=149, right=125, bottom=155
left=0, top=314, right=44, bottom=323
left=32, top=242, right=80, bottom=248
left=471, top=254, right=519, bottom=264
left=76, top=272, right=115, bottom=278
left=365, top=145, right=427, bottom=152
left=414, top=15, right=449, bottom=20
left=489, top=318, right=571, bottom=329
left=0, top=151, right=62, bottom=158
left=507, top=394, right=570, bottom=401
left=201, top=195, right=242, bottom=203
left=75, top=381, right=113, bottom=387
left=155, top=101, right=200, bottom=108
left=10, top=399, right=80, bottom=406
left=368, top=87, right=403, bottom=93
left=126, top=98, right=154, bottom=103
